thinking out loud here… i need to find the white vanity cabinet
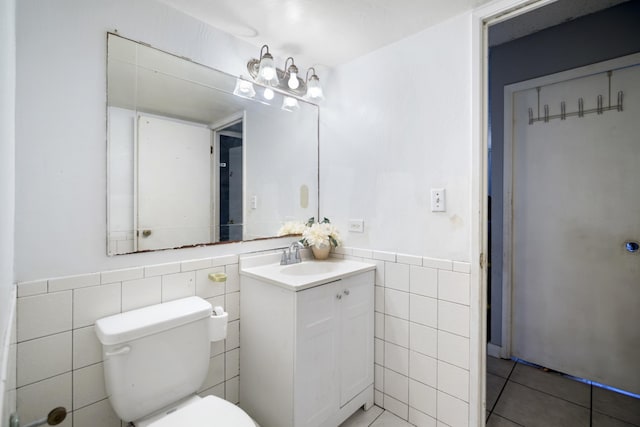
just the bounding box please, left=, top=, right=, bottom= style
left=239, top=270, right=375, bottom=427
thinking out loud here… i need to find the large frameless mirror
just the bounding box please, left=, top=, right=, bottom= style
left=107, top=34, right=319, bottom=255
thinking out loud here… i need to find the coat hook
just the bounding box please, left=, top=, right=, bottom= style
left=597, top=95, right=603, bottom=114
left=617, top=91, right=624, bottom=112
left=544, top=105, right=549, bottom=123
left=578, top=98, right=584, bottom=117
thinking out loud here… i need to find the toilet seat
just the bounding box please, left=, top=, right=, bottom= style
left=141, top=395, right=255, bottom=427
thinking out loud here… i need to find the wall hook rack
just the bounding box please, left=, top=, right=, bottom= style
left=528, top=70, right=624, bottom=125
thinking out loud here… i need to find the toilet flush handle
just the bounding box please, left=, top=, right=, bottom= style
left=105, top=345, right=131, bottom=357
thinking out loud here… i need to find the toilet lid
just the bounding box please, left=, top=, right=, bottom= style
left=146, top=395, right=255, bottom=427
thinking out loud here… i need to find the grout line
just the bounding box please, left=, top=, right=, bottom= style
left=487, top=361, right=515, bottom=415
left=506, top=378, right=592, bottom=409
left=507, top=362, right=592, bottom=410
left=589, top=384, right=593, bottom=427
left=367, top=409, right=386, bottom=426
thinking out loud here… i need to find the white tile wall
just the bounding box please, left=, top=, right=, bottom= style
left=161, top=271, right=195, bottom=302
left=16, top=372, right=72, bottom=425
left=17, top=291, right=72, bottom=342
left=121, top=276, right=161, bottom=311
left=14, top=253, right=245, bottom=427
left=2, top=288, right=18, bottom=427
left=13, top=248, right=471, bottom=427
left=16, top=331, right=72, bottom=387
left=385, top=342, right=409, bottom=376
left=336, top=247, right=471, bottom=427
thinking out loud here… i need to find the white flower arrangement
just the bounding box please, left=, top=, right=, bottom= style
left=277, top=220, right=306, bottom=236
left=301, top=217, right=342, bottom=249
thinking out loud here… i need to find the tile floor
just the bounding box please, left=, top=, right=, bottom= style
left=339, top=358, right=640, bottom=427
left=487, top=356, right=640, bottom=427
left=340, top=406, right=412, bottom=427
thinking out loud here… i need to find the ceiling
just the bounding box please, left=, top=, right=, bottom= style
left=156, top=0, right=493, bottom=67
left=157, top=0, right=630, bottom=67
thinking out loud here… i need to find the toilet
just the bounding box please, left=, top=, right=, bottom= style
left=95, top=296, right=256, bottom=426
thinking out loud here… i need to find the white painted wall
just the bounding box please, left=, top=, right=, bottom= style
left=321, top=12, right=472, bottom=262
left=15, top=0, right=271, bottom=281
left=244, top=101, right=319, bottom=239
left=0, top=0, right=16, bottom=421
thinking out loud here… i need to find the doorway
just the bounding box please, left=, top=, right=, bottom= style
left=216, top=120, right=244, bottom=242
left=483, top=0, right=640, bottom=425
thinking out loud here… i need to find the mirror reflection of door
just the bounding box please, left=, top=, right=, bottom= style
left=137, top=115, right=212, bottom=251
left=217, top=121, right=243, bottom=242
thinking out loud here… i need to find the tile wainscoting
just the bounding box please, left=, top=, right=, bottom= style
left=14, top=254, right=244, bottom=427
left=1, top=287, right=17, bottom=427
left=332, top=248, right=471, bottom=427
left=12, top=247, right=471, bottom=427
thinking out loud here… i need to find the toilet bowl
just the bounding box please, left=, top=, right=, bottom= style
left=95, top=297, right=256, bottom=426
left=136, top=395, right=255, bottom=427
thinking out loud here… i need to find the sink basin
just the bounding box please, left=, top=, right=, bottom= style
left=239, top=253, right=375, bottom=291
left=279, top=260, right=343, bottom=276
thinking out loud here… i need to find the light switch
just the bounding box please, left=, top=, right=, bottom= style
left=431, top=188, right=446, bottom=212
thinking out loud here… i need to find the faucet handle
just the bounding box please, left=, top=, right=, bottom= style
left=280, top=249, right=289, bottom=265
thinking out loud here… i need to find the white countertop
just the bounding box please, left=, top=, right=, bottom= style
left=239, top=252, right=376, bottom=291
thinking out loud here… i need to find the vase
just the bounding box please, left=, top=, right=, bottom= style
left=311, top=245, right=331, bottom=260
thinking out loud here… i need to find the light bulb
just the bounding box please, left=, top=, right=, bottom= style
left=257, top=51, right=278, bottom=85
left=288, top=72, right=299, bottom=89
left=263, top=87, right=274, bottom=100
left=262, top=66, right=276, bottom=80
left=306, top=74, right=324, bottom=100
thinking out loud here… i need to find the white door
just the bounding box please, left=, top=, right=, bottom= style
left=295, top=281, right=340, bottom=427
left=339, top=273, right=374, bottom=406
left=509, top=61, right=640, bottom=394
left=137, top=115, right=212, bottom=251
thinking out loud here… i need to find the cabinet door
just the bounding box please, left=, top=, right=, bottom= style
left=295, top=281, right=341, bottom=427
left=339, top=272, right=374, bottom=406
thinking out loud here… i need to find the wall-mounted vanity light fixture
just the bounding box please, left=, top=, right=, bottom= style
left=305, top=67, right=324, bottom=101
left=244, top=44, right=324, bottom=107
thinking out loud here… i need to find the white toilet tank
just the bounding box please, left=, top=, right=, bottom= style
left=95, top=297, right=213, bottom=422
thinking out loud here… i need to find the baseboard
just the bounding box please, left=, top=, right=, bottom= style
left=487, top=343, right=502, bottom=358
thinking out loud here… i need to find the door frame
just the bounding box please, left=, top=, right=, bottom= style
left=471, top=0, right=558, bottom=424
left=211, top=112, right=244, bottom=243
left=218, top=130, right=243, bottom=241
left=500, top=52, right=640, bottom=359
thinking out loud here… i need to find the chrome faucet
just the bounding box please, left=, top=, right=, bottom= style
left=281, top=241, right=304, bottom=265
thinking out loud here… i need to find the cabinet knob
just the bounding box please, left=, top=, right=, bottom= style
left=343, top=289, right=350, bottom=296
left=336, top=293, right=342, bottom=300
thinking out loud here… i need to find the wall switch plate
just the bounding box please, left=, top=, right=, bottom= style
left=348, top=219, right=364, bottom=233
left=431, top=188, right=446, bottom=212
left=251, top=195, right=258, bottom=209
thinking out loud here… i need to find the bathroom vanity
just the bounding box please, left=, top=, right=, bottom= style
left=239, top=254, right=375, bottom=427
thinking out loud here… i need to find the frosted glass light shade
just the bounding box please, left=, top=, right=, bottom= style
left=233, top=79, right=256, bottom=99
left=306, top=74, right=323, bottom=100
left=281, top=96, right=299, bottom=112
left=257, top=52, right=279, bottom=86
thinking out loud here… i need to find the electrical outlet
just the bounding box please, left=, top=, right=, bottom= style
left=431, top=188, right=446, bottom=212
left=348, top=219, right=364, bottom=233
